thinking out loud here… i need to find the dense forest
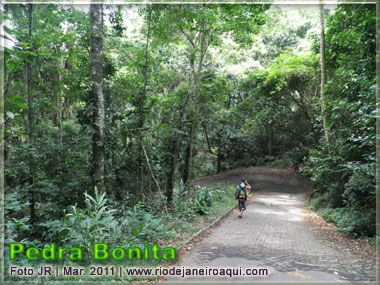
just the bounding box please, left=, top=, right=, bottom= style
left=4, top=3, right=375, bottom=274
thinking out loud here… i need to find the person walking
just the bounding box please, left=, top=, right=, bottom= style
left=235, top=178, right=251, bottom=218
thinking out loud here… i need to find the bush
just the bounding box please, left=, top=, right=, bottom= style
left=306, top=194, right=326, bottom=211
left=301, top=140, right=350, bottom=207
left=5, top=120, right=92, bottom=237
left=190, top=186, right=212, bottom=215
left=302, top=139, right=375, bottom=237
left=50, top=187, right=122, bottom=258
left=321, top=207, right=375, bottom=237
left=4, top=191, right=30, bottom=242
left=343, top=161, right=375, bottom=209
left=49, top=181, right=228, bottom=263
left=173, top=182, right=214, bottom=218
left=282, top=145, right=308, bottom=167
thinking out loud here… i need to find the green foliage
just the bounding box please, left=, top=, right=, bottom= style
left=5, top=120, right=92, bottom=242
left=4, top=4, right=376, bottom=266
left=44, top=182, right=233, bottom=263
left=306, top=194, right=327, bottom=211
left=325, top=5, right=375, bottom=75
left=343, top=161, right=375, bottom=209
left=52, top=187, right=119, bottom=255
left=173, top=181, right=213, bottom=218
left=232, top=51, right=318, bottom=168
left=302, top=4, right=375, bottom=237
left=4, top=95, right=27, bottom=137
left=189, top=187, right=213, bottom=215
left=123, top=203, right=173, bottom=243
left=4, top=193, right=30, bottom=243
left=151, top=5, right=269, bottom=47
left=321, top=207, right=375, bottom=238
left=303, top=140, right=375, bottom=236
left=256, top=6, right=319, bottom=65
left=281, top=145, right=308, bottom=167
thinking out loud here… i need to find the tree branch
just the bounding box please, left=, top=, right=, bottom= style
left=202, top=122, right=217, bottom=155
left=173, top=10, right=195, bottom=48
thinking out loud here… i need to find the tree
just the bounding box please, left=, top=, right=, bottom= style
left=90, top=3, right=106, bottom=194
left=3, top=4, right=376, bottom=253
left=319, top=3, right=330, bottom=143
left=138, top=6, right=152, bottom=193
left=25, top=4, right=36, bottom=226
left=303, top=4, right=376, bottom=236
left=151, top=5, right=269, bottom=202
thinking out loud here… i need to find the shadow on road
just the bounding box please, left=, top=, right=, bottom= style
left=169, top=167, right=376, bottom=282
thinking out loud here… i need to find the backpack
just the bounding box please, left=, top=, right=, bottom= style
left=237, top=184, right=247, bottom=200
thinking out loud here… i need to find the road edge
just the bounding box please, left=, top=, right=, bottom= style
left=175, top=190, right=258, bottom=254
left=175, top=203, right=238, bottom=253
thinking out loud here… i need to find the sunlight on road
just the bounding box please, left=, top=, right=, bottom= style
left=176, top=172, right=376, bottom=282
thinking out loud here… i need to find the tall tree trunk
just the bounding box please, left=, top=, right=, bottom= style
left=319, top=3, right=330, bottom=143
left=57, top=57, right=65, bottom=150
left=203, top=122, right=214, bottom=155
left=182, top=52, right=196, bottom=188
left=138, top=6, right=152, bottom=193
left=27, top=4, right=34, bottom=147
left=26, top=4, right=36, bottom=227
left=63, top=52, right=73, bottom=120
left=165, top=140, right=177, bottom=204
left=182, top=139, right=190, bottom=186
left=217, top=150, right=222, bottom=173
left=268, top=128, right=272, bottom=157
left=90, top=3, right=106, bottom=195
left=185, top=31, right=206, bottom=194
left=165, top=52, right=195, bottom=204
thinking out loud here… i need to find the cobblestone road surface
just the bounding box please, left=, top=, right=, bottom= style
left=169, top=170, right=376, bottom=282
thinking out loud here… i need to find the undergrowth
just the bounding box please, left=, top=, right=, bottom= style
left=5, top=182, right=236, bottom=282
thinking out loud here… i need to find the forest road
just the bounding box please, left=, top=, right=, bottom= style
left=166, top=167, right=376, bottom=282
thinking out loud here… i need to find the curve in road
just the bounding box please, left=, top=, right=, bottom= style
left=170, top=169, right=376, bottom=282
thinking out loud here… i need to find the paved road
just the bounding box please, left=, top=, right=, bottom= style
left=168, top=172, right=376, bottom=282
